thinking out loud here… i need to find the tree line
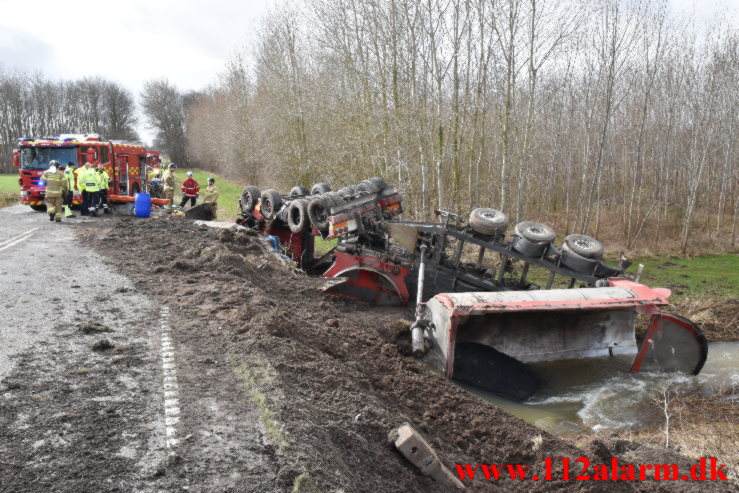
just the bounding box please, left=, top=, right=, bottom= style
left=179, top=0, right=737, bottom=253
left=0, top=67, right=138, bottom=173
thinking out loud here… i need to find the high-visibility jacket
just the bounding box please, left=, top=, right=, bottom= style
left=98, top=169, right=110, bottom=190
left=42, top=170, right=67, bottom=198
left=181, top=177, right=200, bottom=197
left=203, top=185, right=218, bottom=203
left=64, top=168, right=75, bottom=191
left=75, top=167, right=85, bottom=192
left=82, top=167, right=100, bottom=192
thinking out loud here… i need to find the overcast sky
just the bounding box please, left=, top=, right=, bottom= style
left=0, top=0, right=735, bottom=144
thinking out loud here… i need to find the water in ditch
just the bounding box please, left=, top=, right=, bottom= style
left=459, top=341, right=739, bottom=434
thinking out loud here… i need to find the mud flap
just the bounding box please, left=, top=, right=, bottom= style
left=631, top=313, right=708, bottom=375
left=323, top=268, right=405, bottom=306
left=322, top=251, right=411, bottom=305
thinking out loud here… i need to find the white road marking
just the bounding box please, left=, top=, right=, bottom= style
left=0, top=227, right=39, bottom=253
left=160, top=306, right=181, bottom=448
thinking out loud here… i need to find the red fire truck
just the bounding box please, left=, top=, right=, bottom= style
left=13, top=134, right=160, bottom=211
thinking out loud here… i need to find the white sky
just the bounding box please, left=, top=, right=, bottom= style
left=0, top=0, right=735, bottom=145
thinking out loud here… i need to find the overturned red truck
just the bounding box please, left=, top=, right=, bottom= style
left=14, top=134, right=160, bottom=211
left=236, top=178, right=707, bottom=397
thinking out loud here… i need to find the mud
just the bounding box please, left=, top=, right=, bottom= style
left=74, top=216, right=733, bottom=492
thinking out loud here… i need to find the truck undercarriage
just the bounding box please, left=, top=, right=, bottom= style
left=235, top=178, right=708, bottom=397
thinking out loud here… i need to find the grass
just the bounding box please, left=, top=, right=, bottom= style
left=0, top=174, right=19, bottom=207
left=234, top=362, right=288, bottom=453
left=629, top=254, right=739, bottom=303
left=172, top=169, right=242, bottom=222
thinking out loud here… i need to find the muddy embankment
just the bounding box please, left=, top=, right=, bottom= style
left=80, top=217, right=735, bottom=492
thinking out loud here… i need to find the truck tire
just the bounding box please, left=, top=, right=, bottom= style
left=324, top=192, right=345, bottom=206
left=30, top=204, right=46, bottom=212
left=366, top=177, right=388, bottom=191
left=355, top=180, right=380, bottom=195
left=290, top=185, right=309, bottom=197
left=260, top=189, right=283, bottom=221
left=337, top=185, right=356, bottom=199
left=469, top=208, right=508, bottom=235
left=240, top=185, right=260, bottom=214
left=515, top=221, right=556, bottom=243
left=307, top=197, right=331, bottom=232
left=311, top=183, right=331, bottom=195
left=563, top=234, right=604, bottom=259
left=287, top=199, right=309, bottom=233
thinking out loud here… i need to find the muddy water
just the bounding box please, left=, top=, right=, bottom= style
left=461, top=341, right=739, bottom=434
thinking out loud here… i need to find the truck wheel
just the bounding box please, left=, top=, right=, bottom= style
left=355, top=180, right=380, bottom=195
left=260, top=189, right=283, bottom=221
left=515, top=221, right=556, bottom=243
left=30, top=204, right=46, bottom=212
left=469, top=208, right=508, bottom=235
left=311, top=183, right=331, bottom=195
left=324, top=192, right=345, bottom=206
left=563, top=234, right=604, bottom=259
left=240, top=185, right=260, bottom=214
left=337, top=185, right=356, bottom=199
left=290, top=185, right=309, bottom=197
left=367, top=177, right=388, bottom=191
left=307, top=197, right=331, bottom=232
left=287, top=199, right=309, bottom=233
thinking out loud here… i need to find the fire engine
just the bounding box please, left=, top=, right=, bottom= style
left=13, top=134, right=160, bottom=211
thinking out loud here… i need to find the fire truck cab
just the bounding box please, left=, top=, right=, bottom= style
left=13, top=134, right=159, bottom=211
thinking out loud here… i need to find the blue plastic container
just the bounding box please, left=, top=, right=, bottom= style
left=134, top=193, right=152, bottom=218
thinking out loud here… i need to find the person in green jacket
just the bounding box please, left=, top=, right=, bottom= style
left=97, top=163, right=111, bottom=214
left=63, top=162, right=76, bottom=218
left=41, top=160, right=68, bottom=222
left=82, top=162, right=100, bottom=217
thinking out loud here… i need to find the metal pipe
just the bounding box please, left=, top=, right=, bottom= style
left=411, top=244, right=428, bottom=357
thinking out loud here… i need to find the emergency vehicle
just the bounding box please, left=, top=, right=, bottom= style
left=13, top=134, right=160, bottom=211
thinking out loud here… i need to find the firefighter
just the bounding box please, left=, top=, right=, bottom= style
left=203, top=177, right=218, bottom=204
left=41, top=160, right=67, bottom=223
left=97, top=163, right=111, bottom=214
left=180, top=171, right=200, bottom=208
left=82, top=161, right=100, bottom=217
left=63, top=161, right=76, bottom=218
left=162, top=163, right=176, bottom=212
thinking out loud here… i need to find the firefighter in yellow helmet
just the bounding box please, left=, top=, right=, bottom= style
left=97, top=163, right=111, bottom=214
left=162, top=163, right=176, bottom=212
left=41, top=160, right=68, bottom=222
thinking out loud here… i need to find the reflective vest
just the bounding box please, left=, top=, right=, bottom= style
left=64, top=168, right=75, bottom=190
left=75, top=167, right=85, bottom=192
left=42, top=170, right=66, bottom=198
left=98, top=169, right=110, bottom=190
left=83, top=168, right=100, bottom=192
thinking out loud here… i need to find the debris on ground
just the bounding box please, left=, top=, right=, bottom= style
left=91, top=339, right=114, bottom=351
left=79, top=322, right=112, bottom=334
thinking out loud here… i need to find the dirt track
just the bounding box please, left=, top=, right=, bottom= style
left=66, top=216, right=733, bottom=492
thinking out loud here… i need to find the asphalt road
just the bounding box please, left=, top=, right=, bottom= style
left=0, top=205, right=280, bottom=492
left=0, top=205, right=168, bottom=490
